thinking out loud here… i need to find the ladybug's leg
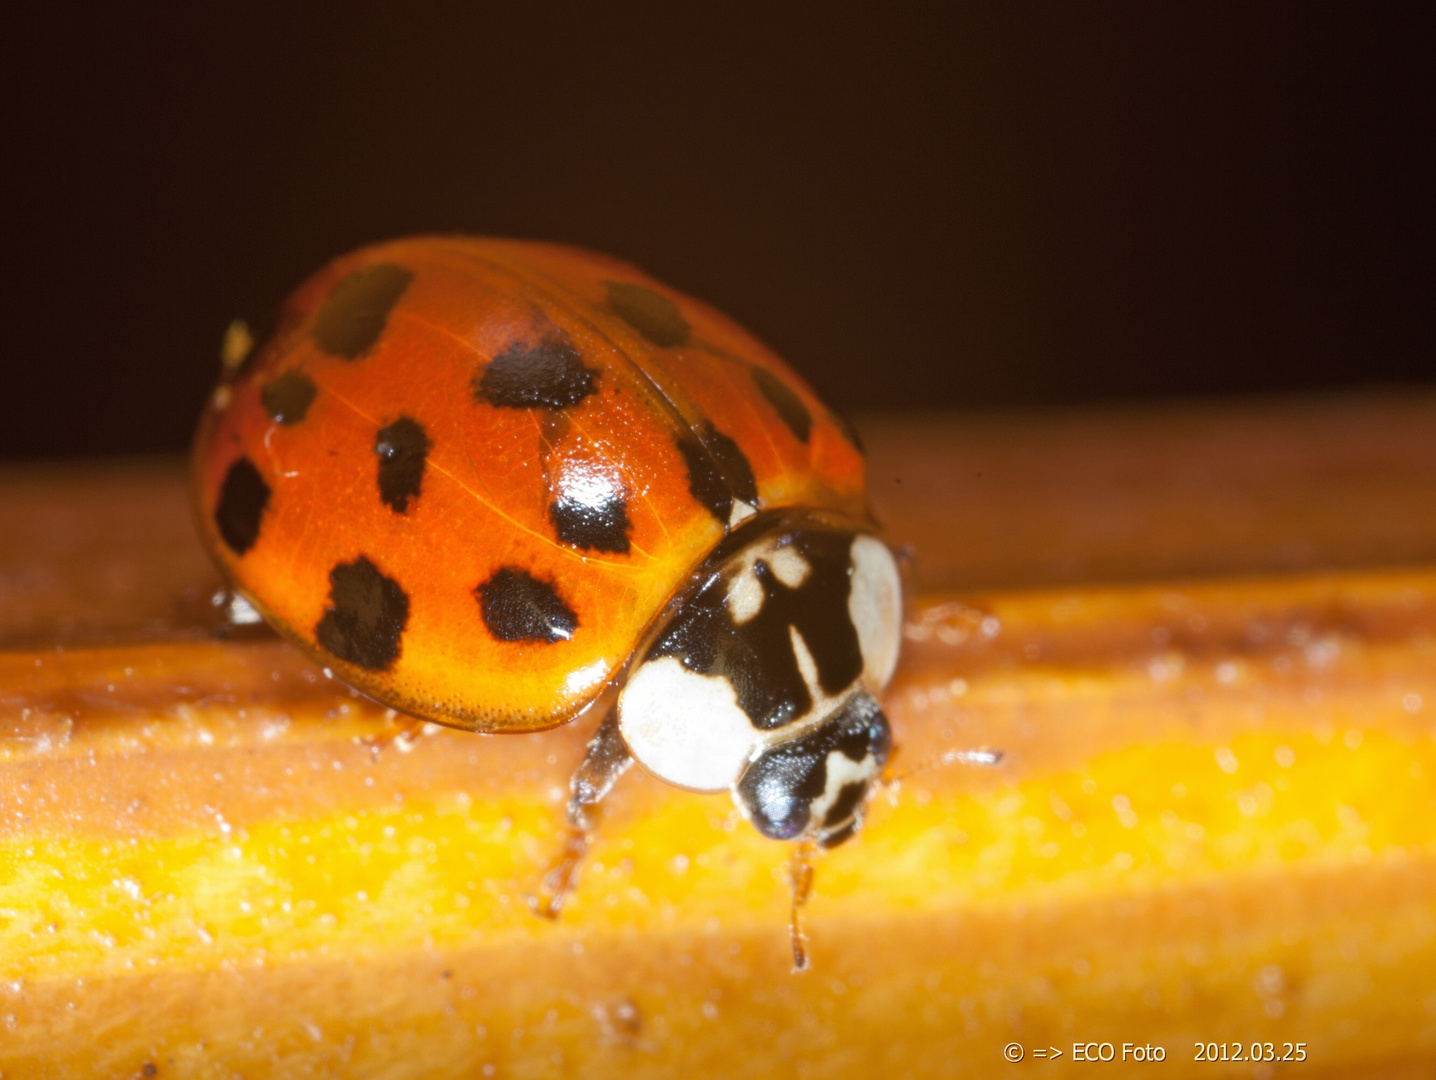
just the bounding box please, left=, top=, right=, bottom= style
left=358, top=715, right=429, bottom=758
left=533, top=705, right=632, bottom=919
left=787, top=838, right=818, bottom=972
left=565, top=705, right=634, bottom=832
left=191, top=587, right=272, bottom=640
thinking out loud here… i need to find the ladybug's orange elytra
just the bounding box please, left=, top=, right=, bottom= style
left=193, top=238, right=869, bottom=733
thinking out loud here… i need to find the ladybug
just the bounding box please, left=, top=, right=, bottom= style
left=193, top=237, right=902, bottom=915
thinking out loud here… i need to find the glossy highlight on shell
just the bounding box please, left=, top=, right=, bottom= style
left=192, top=237, right=871, bottom=734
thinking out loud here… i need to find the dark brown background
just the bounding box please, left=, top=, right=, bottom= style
left=3, top=4, right=1432, bottom=461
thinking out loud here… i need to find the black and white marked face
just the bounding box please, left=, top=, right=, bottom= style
left=617, top=521, right=902, bottom=845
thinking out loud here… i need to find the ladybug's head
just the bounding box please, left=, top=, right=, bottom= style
left=733, top=690, right=892, bottom=848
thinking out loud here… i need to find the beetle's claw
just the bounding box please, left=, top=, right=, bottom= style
left=531, top=827, right=591, bottom=920
left=357, top=717, right=426, bottom=759
left=788, top=839, right=817, bottom=973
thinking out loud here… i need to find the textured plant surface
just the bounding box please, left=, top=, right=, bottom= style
left=3, top=397, right=1435, bottom=1077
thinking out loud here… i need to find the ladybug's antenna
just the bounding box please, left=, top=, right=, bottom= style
left=788, top=839, right=817, bottom=973
left=880, top=746, right=1004, bottom=797
left=900, top=746, right=1003, bottom=779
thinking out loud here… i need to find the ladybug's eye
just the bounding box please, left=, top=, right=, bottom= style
left=734, top=692, right=891, bottom=844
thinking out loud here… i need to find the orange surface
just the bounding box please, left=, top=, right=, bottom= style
left=4, top=398, right=1436, bottom=1076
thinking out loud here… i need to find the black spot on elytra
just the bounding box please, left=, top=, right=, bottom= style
left=312, top=263, right=413, bottom=359
left=676, top=424, right=758, bottom=526
left=473, top=332, right=597, bottom=409
left=260, top=370, right=317, bottom=425
left=214, top=456, right=270, bottom=556
left=751, top=366, right=812, bottom=443
left=606, top=281, right=689, bottom=347
left=476, top=567, right=578, bottom=643
left=734, top=692, right=891, bottom=842
left=550, top=490, right=631, bottom=553
left=648, top=529, right=863, bottom=729
left=235, top=300, right=305, bottom=380
left=374, top=416, right=431, bottom=514
left=314, top=556, right=410, bottom=671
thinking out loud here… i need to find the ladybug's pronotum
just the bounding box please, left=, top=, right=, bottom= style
left=192, top=237, right=915, bottom=967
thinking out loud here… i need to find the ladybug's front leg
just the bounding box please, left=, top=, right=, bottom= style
left=565, top=704, right=634, bottom=832
left=190, top=587, right=272, bottom=640
left=532, top=705, right=632, bottom=919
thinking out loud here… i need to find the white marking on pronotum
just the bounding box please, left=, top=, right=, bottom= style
left=749, top=627, right=852, bottom=753
left=724, top=537, right=812, bottom=625
left=790, top=625, right=822, bottom=694
left=848, top=535, right=902, bottom=691
left=726, top=569, right=764, bottom=625
left=618, top=656, right=760, bottom=792
left=768, top=545, right=810, bottom=589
